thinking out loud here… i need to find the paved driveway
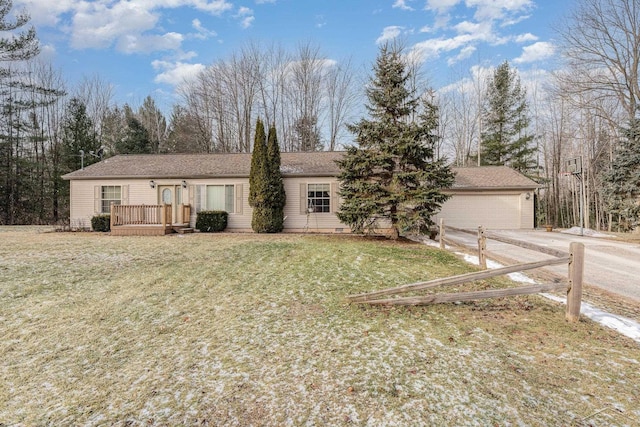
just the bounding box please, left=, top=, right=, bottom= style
left=443, top=229, right=640, bottom=303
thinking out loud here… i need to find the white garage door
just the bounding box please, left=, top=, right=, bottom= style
left=437, top=194, right=523, bottom=229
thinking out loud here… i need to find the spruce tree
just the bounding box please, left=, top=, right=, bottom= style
left=481, top=61, right=535, bottom=173
left=603, top=117, right=640, bottom=231
left=337, top=43, right=454, bottom=239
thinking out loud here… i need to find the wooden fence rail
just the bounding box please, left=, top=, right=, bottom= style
left=348, top=220, right=585, bottom=322
left=347, top=256, right=570, bottom=303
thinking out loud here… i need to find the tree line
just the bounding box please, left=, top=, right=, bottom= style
left=1, top=0, right=639, bottom=232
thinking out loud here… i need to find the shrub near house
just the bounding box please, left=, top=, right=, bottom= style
left=196, top=211, right=228, bottom=232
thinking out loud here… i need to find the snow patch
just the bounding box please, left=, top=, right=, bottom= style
left=418, top=236, right=640, bottom=344
left=560, top=227, right=614, bottom=238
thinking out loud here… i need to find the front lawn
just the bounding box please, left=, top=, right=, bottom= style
left=1, top=230, right=638, bottom=425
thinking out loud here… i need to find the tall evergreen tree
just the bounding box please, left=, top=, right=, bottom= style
left=249, top=119, right=270, bottom=231
left=480, top=61, right=535, bottom=173
left=115, top=106, right=152, bottom=154
left=56, top=98, right=98, bottom=221
left=603, top=117, right=640, bottom=231
left=337, top=43, right=454, bottom=239
left=249, top=119, right=268, bottom=207
left=0, top=0, right=41, bottom=224
left=249, top=119, right=287, bottom=232
left=266, top=124, right=286, bottom=231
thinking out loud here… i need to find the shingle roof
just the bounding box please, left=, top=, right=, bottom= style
left=450, top=166, right=538, bottom=190
left=62, top=152, right=538, bottom=190
left=62, top=152, right=344, bottom=180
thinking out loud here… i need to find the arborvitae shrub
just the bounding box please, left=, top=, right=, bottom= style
left=196, top=210, right=228, bottom=232
left=91, top=214, right=111, bottom=232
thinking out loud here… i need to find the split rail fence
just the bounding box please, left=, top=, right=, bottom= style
left=347, top=220, right=584, bottom=322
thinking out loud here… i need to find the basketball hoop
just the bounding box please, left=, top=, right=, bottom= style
left=566, top=157, right=582, bottom=175
left=559, top=172, right=572, bottom=178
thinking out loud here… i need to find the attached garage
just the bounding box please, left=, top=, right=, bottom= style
left=435, top=166, right=538, bottom=230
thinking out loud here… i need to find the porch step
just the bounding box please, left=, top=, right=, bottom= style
left=174, top=226, right=194, bottom=234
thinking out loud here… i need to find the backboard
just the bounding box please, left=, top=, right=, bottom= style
left=566, top=157, right=582, bottom=175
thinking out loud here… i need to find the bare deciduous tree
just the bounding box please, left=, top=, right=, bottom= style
left=559, top=0, right=640, bottom=121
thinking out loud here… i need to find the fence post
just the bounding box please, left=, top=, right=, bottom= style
left=110, top=203, right=115, bottom=229
left=161, top=204, right=167, bottom=229
left=566, top=242, right=585, bottom=322
left=439, top=218, right=445, bottom=250
left=478, top=226, right=487, bottom=270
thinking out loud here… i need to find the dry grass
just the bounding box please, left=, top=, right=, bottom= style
left=1, top=228, right=639, bottom=426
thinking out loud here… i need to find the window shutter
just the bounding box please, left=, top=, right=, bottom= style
left=300, top=182, right=307, bottom=215
left=235, top=184, right=243, bottom=214
left=194, top=185, right=206, bottom=212
left=330, top=182, right=338, bottom=214
left=94, top=185, right=101, bottom=213
left=122, top=185, right=129, bottom=205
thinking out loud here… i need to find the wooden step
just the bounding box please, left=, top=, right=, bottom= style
left=174, top=227, right=194, bottom=234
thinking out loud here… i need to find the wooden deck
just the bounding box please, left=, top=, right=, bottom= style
left=109, top=204, right=192, bottom=236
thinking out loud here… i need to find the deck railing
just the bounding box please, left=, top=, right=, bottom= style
left=178, top=204, right=191, bottom=224
left=110, top=204, right=172, bottom=228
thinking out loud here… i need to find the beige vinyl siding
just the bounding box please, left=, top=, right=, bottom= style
left=436, top=191, right=533, bottom=230
left=188, top=179, right=251, bottom=230
left=70, top=179, right=185, bottom=229
left=519, top=192, right=534, bottom=229
left=284, top=178, right=348, bottom=232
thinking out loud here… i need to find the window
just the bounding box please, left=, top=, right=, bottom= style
left=307, top=183, right=330, bottom=213
left=101, top=186, right=121, bottom=213
left=206, top=185, right=234, bottom=213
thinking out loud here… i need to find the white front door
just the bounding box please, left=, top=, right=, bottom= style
left=159, top=185, right=183, bottom=224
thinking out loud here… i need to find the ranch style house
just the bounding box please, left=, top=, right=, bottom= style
left=62, top=152, right=538, bottom=235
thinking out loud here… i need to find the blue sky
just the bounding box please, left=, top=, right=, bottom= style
left=15, top=0, right=571, bottom=110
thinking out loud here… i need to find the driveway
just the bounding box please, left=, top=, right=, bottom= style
left=443, top=229, right=640, bottom=304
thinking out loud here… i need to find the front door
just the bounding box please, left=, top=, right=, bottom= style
left=158, top=185, right=182, bottom=224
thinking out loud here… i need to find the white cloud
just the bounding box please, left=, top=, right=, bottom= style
left=465, top=0, right=533, bottom=21
left=152, top=60, right=206, bottom=85
left=514, top=41, right=555, bottom=63
left=376, top=26, right=404, bottom=44
left=236, top=6, right=255, bottom=29
left=38, top=43, right=57, bottom=61
left=393, top=0, right=414, bottom=11
left=19, top=0, right=233, bottom=54
left=15, top=0, right=77, bottom=25
left=117, top=32, right=184, bottom=54
left=192, top=18, right=217, bottom=39
left=515, top=33, right=538, bottom=43
left=426, top=0, right=461, bottom=13
left=447, top=45, right=476, bottom=65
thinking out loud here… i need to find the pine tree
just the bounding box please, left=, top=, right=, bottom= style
left=481, top=61, right=535, bottom=173
left=337, top=43, right=454, bottom=239
left=56, top=98, right=98, bottom=222
left=115, top=106, right=152, bottom=154
left=0, top=0, right=42, bottom=224
left=603, top=117, right=640, bottom=231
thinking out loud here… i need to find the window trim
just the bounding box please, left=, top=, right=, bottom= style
left=100, top=185, right=121, bottom=214
left=307, top=183, right=331, bottom=214
left=205, top=184, right=235, bottom=213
